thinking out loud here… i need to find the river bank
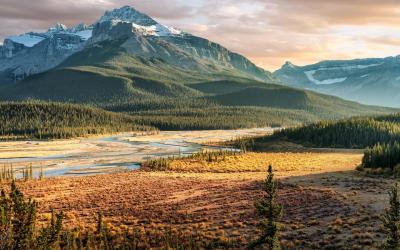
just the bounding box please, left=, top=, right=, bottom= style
left=0, top=128, right=274, bottom=177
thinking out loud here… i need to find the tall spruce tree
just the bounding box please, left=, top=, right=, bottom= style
left=250, top=165, right=282, bottom=249
left=382, top=183, right=400, bottom=249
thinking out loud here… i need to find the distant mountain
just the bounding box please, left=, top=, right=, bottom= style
left=274, top=57, right=400, bottom=107
left=0, top=6, right=275, bottom=85
left=0, top=23, right=92, bottom=83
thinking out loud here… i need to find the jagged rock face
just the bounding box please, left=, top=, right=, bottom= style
left=2, top=39, right=27, bottom=58
left=0, top=22, right=92, bottom=84
left=166, top=35, right=274, bottom=80
left=48, top=23, right=68, bottom=33
left=274, top=57, right=400, bottom=107
left=0, top=33, right=87, bottom=83
left=89, top=20, right=133, bottom=44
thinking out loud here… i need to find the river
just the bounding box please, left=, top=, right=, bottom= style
left=0, top=128, right=274, bottom=178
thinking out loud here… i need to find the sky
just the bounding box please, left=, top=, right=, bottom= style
left=1, top=0, right=400, bottom=70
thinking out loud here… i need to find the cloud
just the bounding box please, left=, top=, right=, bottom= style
left=1, top=0, right=400, bottom=70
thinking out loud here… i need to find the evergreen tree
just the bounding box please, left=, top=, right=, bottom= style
left=362, top=142, right=400, bottom=170
left=250, top=165, right=282, bottom=249
left=35, top=208, right=64, bottom=249
left=382, top=183, right=400, bottom=249
left=10, top=180, right=36, bottom=249
left=0, top=181, right=63, bottom=250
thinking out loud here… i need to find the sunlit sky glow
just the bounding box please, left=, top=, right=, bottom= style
left=1, top=0, right=400, bottom=70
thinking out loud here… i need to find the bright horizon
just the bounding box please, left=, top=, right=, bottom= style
left=1, top=0, right=400, bottom=70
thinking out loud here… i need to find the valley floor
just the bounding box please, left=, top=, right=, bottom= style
left=5, top=149, right=392, bottom=249
left=0, top=128, right=273, bottom=176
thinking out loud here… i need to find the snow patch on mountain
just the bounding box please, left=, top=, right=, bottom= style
left=99, top=6, right=157, bottom=26
left=302, top=63, right=384, bottom=85
left=7, top=34, right=45, bottom=47
left=47, top=23, right=68, bottom=33
left=6, top=23, right=93, bottom=48
left=304, top=70, right=347, bottom=85
left=130, top=23, right=181, bottom=36
left=99, top=6, right=181, bottom=37
left=313, top=63, right=383, bottom=72
left=75, top=30, right=92, bottom=40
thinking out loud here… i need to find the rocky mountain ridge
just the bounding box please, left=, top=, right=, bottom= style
left=274, top=56, right=400, bottom=107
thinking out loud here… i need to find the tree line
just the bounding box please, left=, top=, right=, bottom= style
left=362, top=142, right=400, bottom=170
left=273, top=118, right=400, bottom=149
left=250, top=113, right=400, bottom=170
left=104, top=98, right=317, bottom=130
left=0, top=101, right=155, bottom=140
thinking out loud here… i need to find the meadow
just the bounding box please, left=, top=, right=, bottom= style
left=2, top=146, right=392, bottom=249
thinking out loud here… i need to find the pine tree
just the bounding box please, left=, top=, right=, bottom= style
left=0, top=181, right=63, bottom=250
left=250, top=165, right=282, bottom=249
left=382, top=183, right=400, bottom=249
left=10, top=180, right=37, bottom=249
left=35, top=208, right=64, bottom=249
left=96, top=213, right=103, bottom=234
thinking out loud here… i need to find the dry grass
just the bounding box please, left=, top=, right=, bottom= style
left=167, top=151, right=363, bottom=174
left=0, top=150, right=390, bottom=248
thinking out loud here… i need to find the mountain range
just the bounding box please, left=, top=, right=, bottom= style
left=0, top=5, right=396, bottom=129
left=0, top=6, right=274, bottom=85
left=274, top=57, right=400, bottom=107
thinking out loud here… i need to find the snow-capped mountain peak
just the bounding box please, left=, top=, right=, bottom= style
left=97, top=6, right=182, bottom=37
left=47, top=23, right=68, bottom=33
left=99, top=6, right=157, bottom=26
left=68, top=23, right=89, bottom=33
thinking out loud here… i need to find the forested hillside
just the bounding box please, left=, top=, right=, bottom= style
left=233, top=113, right=400, bottom=170
left=0, top=38, right=396, bottom=131
left=273, top=118, right=400, bottom=148
left=0, top=102, right=155, bottom=140
left=103, top=95, right=396, bottom=130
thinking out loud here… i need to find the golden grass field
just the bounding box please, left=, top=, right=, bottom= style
left=2, top=149, right=394, bottom=249
left=167, top=151, right=363, bottom=174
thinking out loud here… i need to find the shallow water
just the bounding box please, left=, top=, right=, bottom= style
left=0, top=128, right=273, bottom=177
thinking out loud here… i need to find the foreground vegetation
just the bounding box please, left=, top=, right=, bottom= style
left=0, top=101, right=155, bottom=140
left=1, top=149, right=397, bottom=249
left=250, top=165, right=282, bottom=249
left=362, top=142, right=400, bottom=171
left=0, top=181, right=215, bottom=249
left=0, top=167, right=285, bottom=249
left=1, top=181, right=64, bottom=250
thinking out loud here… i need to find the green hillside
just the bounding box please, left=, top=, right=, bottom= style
left=209, top=87, right=310, bottom=109
left=0, top=39, right=397, bottom=130
left=0, top=101, right=155, bottom=140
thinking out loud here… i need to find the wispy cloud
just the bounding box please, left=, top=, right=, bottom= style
left=1, top=0, right=400, bottom=70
